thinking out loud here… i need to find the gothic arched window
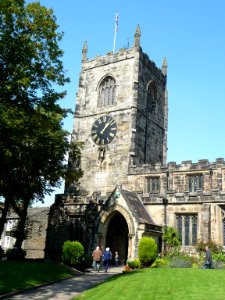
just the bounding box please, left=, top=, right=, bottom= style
left=146, top=82, right=157, bottom=113
left=98, top=76, right=116, bottom=107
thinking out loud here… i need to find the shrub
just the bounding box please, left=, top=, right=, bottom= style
left=166, top=252, right=198, bottom=268
left=212, top=252, right=225, bottom=269
left=61, top=241, right=84, bottom=268
left=168, top=255, right=192, bottom=268
left=127, top=259, right=141, bottom=269
left=196, top=240, right=222, bottom=254
left=138, top=237, right=157, bottom=267
left=151, top=258, right=169, bottom=268
left=213, top=252, right=225, bottom=262
left=163, top=226, right=181, bottom=251
left=6, top=248, right=26, bottom=261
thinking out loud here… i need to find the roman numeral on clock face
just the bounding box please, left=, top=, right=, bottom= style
left=91, top=115, right=117, bottom=145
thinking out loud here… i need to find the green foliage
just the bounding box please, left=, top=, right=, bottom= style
left=213, top=252, right=225, bottom=262
left=162, top=226, right=181, bottom=249
left=196, top=240, right=222, bottom=254
left=153, top=250, right=203, bottom=269
left=168, top=254, right=193, bottom=268
left=165, top=251, right=199, bottom=268
left=0, top=0, right=69, bottom=107
left=6, top=248, right=26, bottom=261
left=0, top=0, right=83, bottom=243
left=212, top=252, right=225, bottom=269
left=138, top=237, right=157, bottom=267
left=163, top=247, right=180, bottom=258
left=127, top=259, right=141, bottom=269
left=151, top=258, right=169, bottom=268
left=61, top=241, right=84, bottom=267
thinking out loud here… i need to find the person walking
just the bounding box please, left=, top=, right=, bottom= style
left=204, top=245, right=213, bottom=269
left=103, top=247, right=111, bottom=272
left=92, top=246, right=102, bottom=273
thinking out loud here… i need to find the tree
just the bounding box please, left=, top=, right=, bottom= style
left=0, top=0, right=83, bottom=246
left=162, top=226, right=181, bottom=251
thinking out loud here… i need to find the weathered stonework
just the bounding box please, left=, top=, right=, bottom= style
left=23, top=208, right=50, bottom=259
left=46, top=26, right=225, bottom=260
left=1, top=208, right=50, bottom=259
left=72, top=30, right=167, bottom=199
left=8, top=25, right=224, bottom=261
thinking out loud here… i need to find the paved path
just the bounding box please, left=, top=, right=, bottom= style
left=2, top=267, right=123, bottom=300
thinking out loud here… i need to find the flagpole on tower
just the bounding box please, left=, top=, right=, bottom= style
left=113, top=12, right=118, bottom=53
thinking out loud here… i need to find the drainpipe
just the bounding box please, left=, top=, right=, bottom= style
left=163, top=198, right=168, bottom=251
left=166, top=170, right=169, bottom=190
left=208, top=204, right=211, bottom=242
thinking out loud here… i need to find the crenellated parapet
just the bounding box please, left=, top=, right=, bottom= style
left=129, top=158, right=225, bottom=175
left=127, top=158, right=225, bottom=198
left=81, top=46, right=137, bottom=70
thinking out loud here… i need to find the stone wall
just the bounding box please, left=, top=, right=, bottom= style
left=125, top=158, right=225, bottom=249
left=22, top=207, right=50, bottom=259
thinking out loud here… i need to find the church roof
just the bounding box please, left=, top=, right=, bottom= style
left=121, top=189, right=155, bottom=225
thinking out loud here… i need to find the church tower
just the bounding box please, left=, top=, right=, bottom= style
left=71, top=25, right=168, bottom=198
left=45, top=26, right=225, bottom=261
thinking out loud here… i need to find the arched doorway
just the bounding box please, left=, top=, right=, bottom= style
left=105, top=212, right=128, bottom=265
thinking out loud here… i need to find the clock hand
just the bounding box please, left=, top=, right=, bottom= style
left=100, top=122, right=111, bottom=134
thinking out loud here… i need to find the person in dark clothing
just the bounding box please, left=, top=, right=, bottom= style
left=204, top=246, right=213, bottom=269
left=114, top=251, right=119, bottom=267
left=103, top=247, right=111, bottom=272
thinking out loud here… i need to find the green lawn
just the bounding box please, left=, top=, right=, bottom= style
left=74, top=268, right=225, bottom=300
left=0, top=261, right=76, bottom=295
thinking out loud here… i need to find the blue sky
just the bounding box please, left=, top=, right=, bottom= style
left=36, top=0, right=225, bottom=206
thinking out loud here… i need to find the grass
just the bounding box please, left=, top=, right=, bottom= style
left=74, top=268, right=225, bottom=300
left=0, top=261, right=76, bottom=295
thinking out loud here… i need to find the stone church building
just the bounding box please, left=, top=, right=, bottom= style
left=3, top=25, right=223, bottom=261
left=44, top=25, right=225, bottom=263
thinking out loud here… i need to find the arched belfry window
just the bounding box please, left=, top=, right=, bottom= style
left=98, top=76, right=116, bottom=107
left=146, top=81, right=157, bottom=113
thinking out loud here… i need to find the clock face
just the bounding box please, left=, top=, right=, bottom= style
left=91, top=115, right=117, bottom=145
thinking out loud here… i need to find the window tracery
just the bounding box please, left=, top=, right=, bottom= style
left=98, top=76, right=116, bottom=107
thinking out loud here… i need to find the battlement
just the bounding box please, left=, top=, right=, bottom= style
left=129, top=158, right=225, bottom=175
left=82, top=45, right=165, bottom=82
left=82, top=46, right=137, bottom=70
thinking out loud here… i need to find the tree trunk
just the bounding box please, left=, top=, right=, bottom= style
left=13, top=200, right=29, bottom=250
left=0, top=195, right=12, bottom=238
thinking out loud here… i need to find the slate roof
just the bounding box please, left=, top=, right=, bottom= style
left=121, top=189, right=155, bottom=225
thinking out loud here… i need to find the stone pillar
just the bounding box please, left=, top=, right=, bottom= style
left=128, top=234, right=134, bottom=260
